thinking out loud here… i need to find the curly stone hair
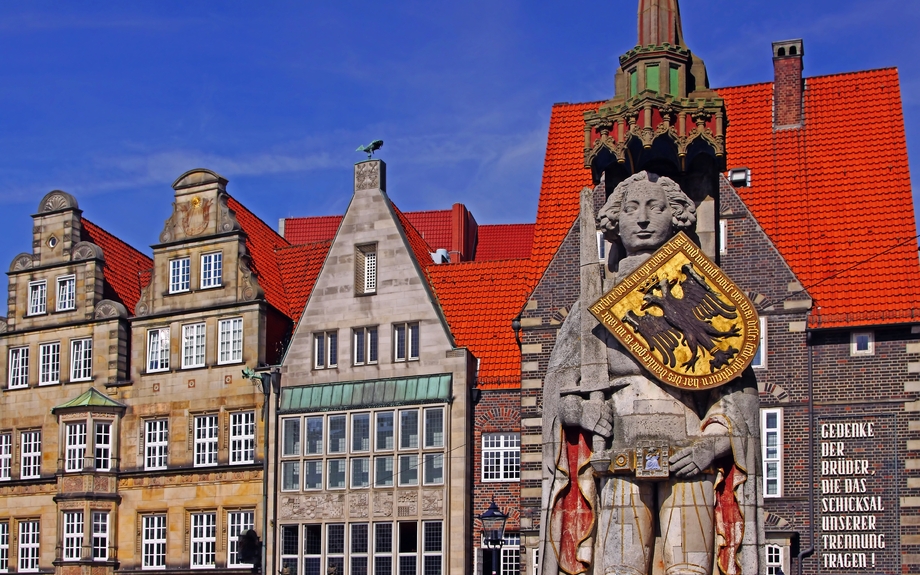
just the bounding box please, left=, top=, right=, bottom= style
left=597, top=170, right=697, bottom=242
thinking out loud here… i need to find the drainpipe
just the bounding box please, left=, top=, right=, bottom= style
left=797, top=319, right=815, bottom=575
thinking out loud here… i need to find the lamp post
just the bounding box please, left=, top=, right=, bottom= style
left=478, top=499, right=508, bottom=575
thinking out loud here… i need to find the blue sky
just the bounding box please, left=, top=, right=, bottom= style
left=1, top=0, right=918, bottom=304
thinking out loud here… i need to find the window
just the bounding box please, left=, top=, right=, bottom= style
left=501, top=534, right=521, bottom=575
left=200, top=252, right=222, bottom=289
left=423, top=453, right=443, bottom=485
left=230, top=412, right=255, bottom=464
left=375, top=523, right=393, bottom=575
left=423, top=521, right=443, bottom=575
left=350, top=524, right=368, bottom=575
left=182, top=323, right=206, bottom=368
left=194, top=415, right=219, bottom=467
left=532, top=548, right=540, bottom=575
left=304, top=461, right=323, bottom=490
left=397, top=522, right=417, bottom=575
left=282, top=418, right=301, bottom=457
left=218, top=318, right=243, bottom=364
left=279, top=525, right=299, bottom=575
left=57, top=275, right=76, bottom=311
left=71, top=338, right=93, bottom=381
left=314, top=331, right=338, bottom=369
left=351, top=458, right=370, bottom=488
left=0, top=521, right=8, bottom=571
left=28, top=281, right=46, bottom=315
left=18, top=520, right=39, bottom=572
left=327, top=524, right=345, bottom=575
left=762, top=409, right=782, bottom=497
left=281, top=461, right=300, bottom=491
left=227, top=511, right=255, bottom=568
left=424, top=408, right=443, bottom=448
left=20, top=430, right=41, bottom=479
left=751, top=316, right=767, bottom=369
left=65, top=421, right=87, bottom=472
left=94, top=422, right=112, bottom=471
left=719, top=219, right=727, bottom=255
left=596, top=230, right=607, bottom=262
left=92, top=512, right=109, bottom=561
left=304, top=416, right=324, bottom=456
left=169, top=258, right=190, bottom=293
left=39, top=342, right=60, bottom=385
left=851, top=331, right=874, bottom=356
left=355, top=244, right=377, bottom=295
left=328, top=415, right=346, bottom=454
left=142, top=515, right=167, bottom=570
left=766, top=544, right=783, bottom=575
left=482, top=433, right=520, bottom=481
left=375, top=456, right=394, bottom=487
left=352, top=413, right=370, bottom=452
left=353, top=327, right=379, bottom=365
left=400, top=410, right=419, bottom=450
left=376, top=412, right=394, bottom=451
left=190, top=512, right=216, bottom=568
left=147, top=328, right=170, bottom=372
left=63, top=511, right=84, bottom=561
left=394, top=322, right=420, bottom=362
left=145, top=419, right=169, bottom=470
left=0, top=433, right=10, bottom=480
left=398, top=454, right=418, bottom=486
left=304, top=525, right=321, bottom=575
left=8, top=347, right=28, bottom=389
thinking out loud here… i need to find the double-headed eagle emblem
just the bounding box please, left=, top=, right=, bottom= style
left=590, top=232, right=759, bottom=390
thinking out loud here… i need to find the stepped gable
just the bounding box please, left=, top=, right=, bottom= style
left=284, top=214, right=343, bottom=244
left=427, top=259, right=530, bottom=383
left=276, top=241, right=332, bottom=325
left=530, top=102, right=598, bottom=284
left=227, top=196, right=292, bottom=319
left=81, top=219, right=153, bottom=315
left=718, top=68, right=920, bottom=328
left=477, top=224, right=534, bottom=261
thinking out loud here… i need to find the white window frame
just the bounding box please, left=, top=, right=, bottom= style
left=182, top=323, right=206, bottom=369
left=20, top=430, right=41, bottom=479
left=752, top=316, right=767, bottom=369
left=424, top=407, right=444, bottom=448
left=199, top=252, right=222, bottom=289
left=70, top=338, right=93, bottom=381
left=56, top=275, right=76, bottom=311
left=532, top=548, right=540, bottom=575
left=194, top=414, right=219, bottom=468
left=190, top=512, right=216, bottom=569
left=8, top=347, right=29, bottom=389
left=326, top=523, right=345, bottom=575
left=65, top=421, right=87, bottom=472
left=0, top=520, right=9, bottom=571
left=169, top=257, right=190, bottom=294
left=766, top=544, right=783, bottom=575
left=327, top=459, right=347, bottom=490
left=218, top=318, right=243, bottom=364
left=18, top=519, right=40, bottom=572
left=62, top=511, right=84, bottom=561
left=230, top=411, right=255, bottom=465
left=313, top=331, right=338, bottom=369
left=374, top=523, right=392, bottom=575
left=281, top=418, right=301, bottom=457
left=39, top=342, right=60, bottom=385
left=94, top=421, right=112, bottom=471
left=353, top=326, right=378, bottom=366
left=422, top=521, right=443, bottom=575
left=350, top=524, right=369, bottom=575
left=719, top=219, right=728, bottom=255
left=355, top=244, right=377, bottom=295
left=303, top=460, right=323, bottom=490
left=850, top=331, right=875, bottom=356
left=351, top=457, right=370, bottom=489
left=227, top=510, right=255, bottom=568
left=482, top=432, right=520, bottom=482
left=0, top=433, right=10, bottom=480
left=399, top=409, right=419, bottom=450
left=596, top=230, right=607, bottom=262
left=146, top=328, right=170, bottom=373
left=142, top=514, right=167, bottom=570
left=423, top=453, right=444, bottom=486
left=92, top=511, right=109, bottom=561
left=280, top=460, right=300, bottom=492
left=374, top=456, right=394, bottom=487
left=393, top=322, right=420, bottom=362
left=28, top=281, right=46, bottom=316
left=144, top=419, right=169, bottom=471
left=761, top=408, right=782, bottom=498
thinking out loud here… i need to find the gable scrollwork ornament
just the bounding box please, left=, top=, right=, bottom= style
left=217, top=193, right=241, bottom=234
left=94, top=299, right=128, bottom=319
left=9, top=253, right=34, bottom=272
left=38, top=190, right=78, bottom=214
left=71, top=241, right=105, bottom=262
left=238, top=245, right=264, bottom=302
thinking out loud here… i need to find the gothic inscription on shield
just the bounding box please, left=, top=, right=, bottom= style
left=589, top=232, right=759, bottom=390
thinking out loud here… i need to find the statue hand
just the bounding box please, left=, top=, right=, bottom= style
left=559, top=396, right=613, bottom=437
left=671, top=435, right=732, bottom=478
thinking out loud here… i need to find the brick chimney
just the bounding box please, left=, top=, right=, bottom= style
left=772, top=39, right=804, bottom=128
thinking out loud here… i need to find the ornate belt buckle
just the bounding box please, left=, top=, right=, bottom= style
left=635, top=441, right=670, bottom=479
left=609, top=449, right=633, bottom=473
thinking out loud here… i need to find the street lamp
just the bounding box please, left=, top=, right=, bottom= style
left=478, top=499, right=508, bottom=575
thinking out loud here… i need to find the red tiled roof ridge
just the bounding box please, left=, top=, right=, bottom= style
left=715, top=66, right=899, bottom=92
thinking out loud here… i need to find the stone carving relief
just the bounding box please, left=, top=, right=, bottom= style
left=278, top=494, right=344, bottom=520
left=373, top=491, right=394, bottom=517
left=217, top=193, right=241, bottom=233
left=10, top=253, right=33, bottom=272
left=239, top=246, right=264, bottom=301
left=421, top=490, right=444, bottom=517
left=94, top=299, right=128, bottom=319
left=159, top=207, right=177, bottom=244
left=349, top=493, right=369, bottom=518
left=355, top=161, right=381, bottom=191
left=397, top=491, right=418, bottom=517
left=39, top=190, right=78, bottom=213
left=62, top=476, right=84, bottom=493
left=177, top=196, right=213, bottom=237
left=71, top=241, right=105, bottom=262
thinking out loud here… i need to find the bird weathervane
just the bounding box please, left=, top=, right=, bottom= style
left=357, top=139, right=383, bottom=159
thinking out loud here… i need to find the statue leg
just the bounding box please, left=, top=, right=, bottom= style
left=597, top=477, right=654, bottom=575
left=658, top=476, right=715, bottom=575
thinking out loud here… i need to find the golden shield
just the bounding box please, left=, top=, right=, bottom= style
left=589, top=232, right=759, bottom=390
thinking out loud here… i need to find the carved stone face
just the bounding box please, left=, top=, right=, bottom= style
left=618, top=181, right=673, bottom=256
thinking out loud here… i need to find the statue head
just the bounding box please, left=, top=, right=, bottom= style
left=598, top=171, right=696, bottom=256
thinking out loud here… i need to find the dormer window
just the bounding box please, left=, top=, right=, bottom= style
left=28, top=281, right=46, bottom=316
left=355, top=244, right=377, bottom=295
left=56, top=276, right=75, bottom=311
left=200, top=252, right=222, bottom=289
left=169, top=258, right=191, bottom=293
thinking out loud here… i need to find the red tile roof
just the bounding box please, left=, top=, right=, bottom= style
left=276, top=241, right=332, bottom=324
left=405, top=210, right=453, bottom=249
left=477, top=224, right=534, bottom=261
left=530, top=70, right=920, bottom=329
left=717, top=68, right=920, bottom=328
left=81, top=219, right=153, bottom=315
left=391, top=204, right=437, bottom=273
left=283, top=215, right=343, bottom=244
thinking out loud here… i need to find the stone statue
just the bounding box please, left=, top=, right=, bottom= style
left=540, top=172, right=762, bottom=575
